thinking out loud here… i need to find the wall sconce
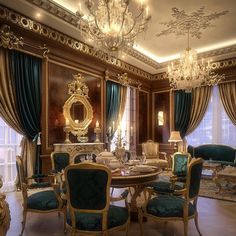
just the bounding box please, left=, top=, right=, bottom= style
left=157, top=111, right=164, bottom=126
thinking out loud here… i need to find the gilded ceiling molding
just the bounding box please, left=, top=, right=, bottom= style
left=0, top=24, right=23, bottom=49
left=118, top=73, right=142, bottom=90
left=0, top=5, right=151, bottom=80
left=156, top=7, right=228, bottom=39
left=152, top=58, right=236, bottom=80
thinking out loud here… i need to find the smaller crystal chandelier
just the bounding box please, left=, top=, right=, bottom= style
left=77, top=0, right=151, bottom=52
left=168, top=30, right=224, bottom=92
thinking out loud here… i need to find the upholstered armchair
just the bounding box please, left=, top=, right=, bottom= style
left=16, top=156, right=66, bottom=235
left=64, top=163, right=130, bottom=236
left=150, top=152, right=191, bottom=194
left=50, top=151, right=70, bottom=173
left=141, top=140, right=168, bottom=168
left=139, top=158, right=203, bottom=236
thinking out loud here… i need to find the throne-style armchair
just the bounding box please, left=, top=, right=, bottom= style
left=142, top=140, right=168, bottom=168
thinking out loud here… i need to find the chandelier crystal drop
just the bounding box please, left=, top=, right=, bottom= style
left=168, top=31, right=224, bottom=92
left=79, top=0, right=151, bottom=52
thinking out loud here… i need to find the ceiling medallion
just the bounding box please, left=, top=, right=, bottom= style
left=156, top=7, right=228, bottom=92
left=76, top=0, right=151, bottom=53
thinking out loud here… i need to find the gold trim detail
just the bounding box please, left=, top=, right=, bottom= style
left=0, top=24, right=23, bottom=49
left=118, top=73, right=142, bottom=90
left=152, top=58, right=236, bottom=80
left=63, top=73, right=93, bottom=142
left=0, top=5, right=151, bottom=79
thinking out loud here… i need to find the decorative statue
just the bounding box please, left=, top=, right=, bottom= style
left=0, top=175, right=10, bottom=236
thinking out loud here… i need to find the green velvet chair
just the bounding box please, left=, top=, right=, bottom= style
left=149, top=152, right=191, bottom=194
left=51, top=151, right=70, bottom=173
left=16, top=156, right=66, bottom=236
left=64, top=162, right=130, bottom=236
left=139, top=158, right=203, bottom=236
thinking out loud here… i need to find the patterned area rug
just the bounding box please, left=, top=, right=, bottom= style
left=159, top=171, right=236, bottom=202
left=199, top=177, right=236, bottom=202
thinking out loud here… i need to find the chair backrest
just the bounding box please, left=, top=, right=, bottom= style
left=51, top=151, right=70, bottom=172
left=172, top=152, right=191, bottom=176
left=142, top=140, right=159, bottom=159
left=185, top=158, right=203, bottom=200
left=73, top=153, right=97, bottom=164
left=64, top=163, right=111, bottom=212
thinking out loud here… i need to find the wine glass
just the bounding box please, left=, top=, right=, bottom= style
left=140, top=152, right=146, bottom=164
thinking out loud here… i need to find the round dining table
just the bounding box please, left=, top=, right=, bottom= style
left=111, top=168, right=162, bottom=220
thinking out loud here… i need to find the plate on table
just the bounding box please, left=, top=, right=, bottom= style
left=131, top=165, right=155, bottom=173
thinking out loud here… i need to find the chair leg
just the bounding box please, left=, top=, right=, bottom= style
left=126, top=220, right=130, bottom=236
left=194, top=212, right=202, bottom=236
left=63, top=209, right=67, bottom=234
left=20, top=210, right=27, bottom=236
left=138, top=209, right=144, bottom=236
left=183, top=218, right=188, bottom=236
left=111, top=187, right=114, bottom=196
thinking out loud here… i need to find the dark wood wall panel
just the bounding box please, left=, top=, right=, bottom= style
left=153, top=91, right=170, bottom=144
left=47, top=62, right=102, bottom=149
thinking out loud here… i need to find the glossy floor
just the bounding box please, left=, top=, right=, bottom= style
left=5, top=190, right=236, bottom=236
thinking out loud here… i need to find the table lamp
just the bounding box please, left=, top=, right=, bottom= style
left=168, top=131, right=182, bottom=152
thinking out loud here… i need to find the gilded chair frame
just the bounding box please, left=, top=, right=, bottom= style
left=16, top=156, right=66, bottom=235
left=64, top=163, right=130, bottom=236
left=139, top=158, right=203, bottom=236
left=170, top=152, right=192, bottom=186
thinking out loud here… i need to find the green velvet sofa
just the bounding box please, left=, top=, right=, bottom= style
left=187, top=144, right=236, bottom=166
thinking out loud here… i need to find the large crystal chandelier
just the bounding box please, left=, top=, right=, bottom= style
left=168, top=30, right=224, bottom=92
left=79, top=0, right=150, bottom=52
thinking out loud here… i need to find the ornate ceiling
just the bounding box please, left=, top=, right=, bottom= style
left=1, top=0, right=236, bottom=74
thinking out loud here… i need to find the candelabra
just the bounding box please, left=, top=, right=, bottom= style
left=94, top=121, right=101, bottom=143
left=63, top=125, right=71, bottom=143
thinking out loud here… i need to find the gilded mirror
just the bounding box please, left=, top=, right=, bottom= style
left=63, top=73, right=93, bottom=142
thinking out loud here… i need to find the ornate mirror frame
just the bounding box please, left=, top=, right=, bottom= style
left=63, top=73, right=93, bottom=142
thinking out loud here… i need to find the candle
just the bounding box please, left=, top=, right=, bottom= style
left=75, top=119, right=79, bottom=124
left=78, top=2, right=82, bottom=13
left=65, top=118, right=69, bottom=126
left=112, top=121, right=115, bottom=131
left=96, top=120, right=99, bottom=128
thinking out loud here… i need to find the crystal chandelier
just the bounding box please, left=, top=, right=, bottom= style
left=78, top=0, right=151, bottom=52
left=168, top=30, right=225, bottom=92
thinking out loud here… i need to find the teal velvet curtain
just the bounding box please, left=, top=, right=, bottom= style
left=106, top=81, right=121, bottom=138
left=9, top=50, right=42, bottom=174
left=174, top=91, right=192, bottom=138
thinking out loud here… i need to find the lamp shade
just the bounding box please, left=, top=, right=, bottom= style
left=168, top=131, right=182, bottom=142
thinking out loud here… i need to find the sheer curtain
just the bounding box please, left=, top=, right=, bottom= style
left=186, top=86, right=236, bottom=147
left=111, top=87, right=136, bottom=151
left=0, top=117, right=22, bottom=192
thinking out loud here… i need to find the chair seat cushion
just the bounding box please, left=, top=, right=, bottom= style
left=149, top=181, right=183, bottom=194
left=27, top=190, right=60, bottom=211
left=146, top=195, right=195, bottom=217
left=66, top=205, right=129, bottom=231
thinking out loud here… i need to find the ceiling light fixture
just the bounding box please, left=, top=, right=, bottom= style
left=77, top=0, right=151, bottom=52
left=157, top=7, right=228, bottom=92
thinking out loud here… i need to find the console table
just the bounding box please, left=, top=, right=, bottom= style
left=53, top=143, right=104, bottom=162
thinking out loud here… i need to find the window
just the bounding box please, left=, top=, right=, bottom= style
left=110, top=87, right=136, bottom=151
left=0, top=117, right=22, bottom=192
left=186, top=86, right=236, bottom=147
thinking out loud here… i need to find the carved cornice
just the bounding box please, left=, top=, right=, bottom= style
left=118, top=73, right=142, bottom=90
left=0, top=24, right=23, bottom=49
left=0, top=5, right=151, bottom=79
left=152, top=58, right=236, bottom=81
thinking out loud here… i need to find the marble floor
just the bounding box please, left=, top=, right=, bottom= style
left=5, top=190, right=236, bottom=236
